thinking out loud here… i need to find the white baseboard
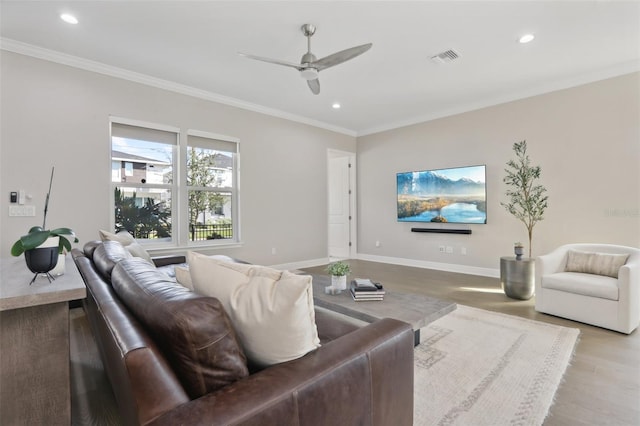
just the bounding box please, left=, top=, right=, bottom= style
left=269, top=257, right=330, bottom=271
left=270, top=254, right=500, bottom=278
left=355, top=253, right=500, bottom=278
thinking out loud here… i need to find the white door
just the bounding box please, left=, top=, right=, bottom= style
left=328, top=153, right=354, bottom=259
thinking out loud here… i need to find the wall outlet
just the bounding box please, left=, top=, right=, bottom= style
left=439, top=246, right=445, bottom=253
left=461, top=247, right=467, bottom=255
left=375, top=240, right=380, bottom=247
left=446, top=246, right=453, bottom=254
left=271, top=247, right=277, bottom=255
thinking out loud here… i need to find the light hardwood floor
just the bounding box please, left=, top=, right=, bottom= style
left=70, top=259, right=640, bottom=425
left=303, top=260, right=640, bottom=426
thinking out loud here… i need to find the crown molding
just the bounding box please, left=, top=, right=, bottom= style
left=0, top=38, right=357, bottom=137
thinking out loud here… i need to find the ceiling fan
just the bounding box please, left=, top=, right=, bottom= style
left=238, top=24, right=372, bottom=95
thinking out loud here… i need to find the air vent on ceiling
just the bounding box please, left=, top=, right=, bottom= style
left=430, top=49, right=460, bottom=64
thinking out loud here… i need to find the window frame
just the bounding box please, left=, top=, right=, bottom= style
left=109, top=117, right=241, bottom=251
left=183, top=129, right=241, bottom=248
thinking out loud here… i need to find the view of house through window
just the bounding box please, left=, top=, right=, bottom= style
left=110, top=120, right=238, bottom=246
left=186, top=134, right=237, bottom=242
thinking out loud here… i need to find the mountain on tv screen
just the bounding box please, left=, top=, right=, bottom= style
left=397, top=165, right=487, bottom=224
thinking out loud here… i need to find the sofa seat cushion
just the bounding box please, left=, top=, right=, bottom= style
left=542, top=272, right=619, bottom=301
left=156, top=262, right=188, bottom=279
left=188, top=251, right=321, bottom=368
left=111, top=258, right=249, bottom=399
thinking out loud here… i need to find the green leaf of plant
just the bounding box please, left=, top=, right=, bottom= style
left=59, top=236, right=73, bottom=253
left=10, top=240, right=25, bottom=256
left=50, top=227, right=75, bottom=237
left=18, top=230, right=51, bottom=252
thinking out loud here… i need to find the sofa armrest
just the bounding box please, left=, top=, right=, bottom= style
left=147, top=318, right=414, bottom=426
left=152, top=255, right=187, bottom=267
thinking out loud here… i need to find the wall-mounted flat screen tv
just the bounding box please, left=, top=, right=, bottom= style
left=397, top=165, right=487, bottom=224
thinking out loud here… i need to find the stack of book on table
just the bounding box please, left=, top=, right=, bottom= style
left=350, top=278, right=385, bottom=301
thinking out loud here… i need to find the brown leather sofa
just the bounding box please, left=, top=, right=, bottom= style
left=72, top=241, right=414, bottom=426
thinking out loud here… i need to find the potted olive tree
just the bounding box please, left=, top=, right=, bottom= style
left=10, top=167, right=78, bottom=283
left=326, top=260, right=351, bottom=291
left=501, top=140, right=548, bottom=258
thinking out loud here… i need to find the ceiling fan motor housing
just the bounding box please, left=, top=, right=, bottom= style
left=300, top=68, right=319, bottom=80
left=300, top=51, right=318, bottom=80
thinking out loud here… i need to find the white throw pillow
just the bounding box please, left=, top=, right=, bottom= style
left=99, top=230, right=153, bottom=264
left=174, top=265, right=194, bottom=290
left=174, top=255, right=236, bottom=290
left=188, top=251, right=320, bottom=367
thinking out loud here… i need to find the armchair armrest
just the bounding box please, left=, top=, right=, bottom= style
left=537, top=247, right=568, bottom=276
left=148, top=318, right=414, bottom=426
left=617, top=255, right=640, bottom=328
left=535, top=246, right=568, bottom=309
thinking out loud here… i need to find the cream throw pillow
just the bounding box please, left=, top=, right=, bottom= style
left=565, top=250, right=629, bottom=278
left=175, top=255, right=236, bottom=291
left=174, top=265, right=194, bottom=290
left=188, top=251, right=320, bottom=367
left=99, top=230, right=153, bottom=264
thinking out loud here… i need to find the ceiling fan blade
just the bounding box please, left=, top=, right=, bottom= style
left=237, top=52, right=302, bottom=70
left=307, top=78, right=320, bottom=95
left=313, top=43, right=372, bottom=71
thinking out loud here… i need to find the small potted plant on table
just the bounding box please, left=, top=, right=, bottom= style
left=326, top=261, right=351, bottom=292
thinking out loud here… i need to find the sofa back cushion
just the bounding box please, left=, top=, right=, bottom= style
left=565, top=250, right=629, bottom=278
left=111, top=258, right=249, bottom=399
left=92, top=240, right=133, bottom=279
left=99, top=229, right=154, bottom=263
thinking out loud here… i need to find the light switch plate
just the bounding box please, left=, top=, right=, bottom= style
left=9, top=205, right=36, bottom=217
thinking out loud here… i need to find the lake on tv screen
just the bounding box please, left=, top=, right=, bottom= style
left=398, top=202, right=486, bottom=224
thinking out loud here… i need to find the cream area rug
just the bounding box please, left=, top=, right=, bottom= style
left=414, top=305, right=579, bottom=426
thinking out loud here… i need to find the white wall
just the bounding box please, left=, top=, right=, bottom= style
left=3, top=51, right=637, bottom=275
left=356, top=73, right=640, bottom=275
left=0, top=52, right=355, bottom=265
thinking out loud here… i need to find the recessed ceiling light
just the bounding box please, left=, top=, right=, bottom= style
left=332, top=103, right=341, bottom=109
left=60, top=13, right=78, bottom=25
left=519, top=34, right=535, bottom=44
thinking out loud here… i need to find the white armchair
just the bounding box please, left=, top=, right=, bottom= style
left=535, top=243, right=640, bottom=334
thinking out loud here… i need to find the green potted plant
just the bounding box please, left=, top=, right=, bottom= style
left=11, top=226, right=77, bottom=258
left=501, top=140, right=548, bottom=258
left=10, top=167, right=78, bottom=282
left=326, top=260, right=351, bottom=291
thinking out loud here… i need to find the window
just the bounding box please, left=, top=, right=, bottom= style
left=186, top=133, right=238, bottom=243
left=110, top=119, right=239, bottom=248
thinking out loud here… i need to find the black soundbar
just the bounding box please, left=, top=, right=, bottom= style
left=411, top=228, right=472, bottom=235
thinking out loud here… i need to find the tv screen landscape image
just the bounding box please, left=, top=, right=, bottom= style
left=397, top=165, right=487, bottom=224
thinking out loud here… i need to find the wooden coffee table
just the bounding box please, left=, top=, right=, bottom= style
left=312, top=275, right=456, bottom=345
